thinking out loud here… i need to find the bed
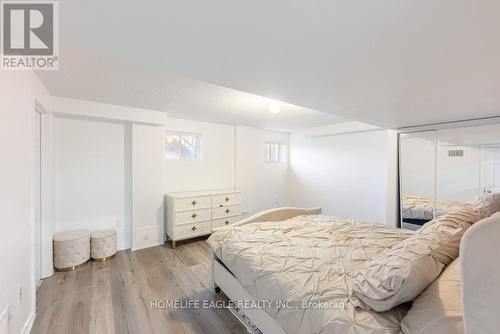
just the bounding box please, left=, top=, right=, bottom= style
left=208, top=207, right=500, bottom=334
left=401, top=194, right=472, bottom=227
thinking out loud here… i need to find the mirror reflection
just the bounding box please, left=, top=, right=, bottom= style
left=399, top=123, right=500, bottom=230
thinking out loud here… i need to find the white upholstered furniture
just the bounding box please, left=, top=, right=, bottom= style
left=165, top=189, right=243, bottom=248
left=53, top=229, right=91, bottom=271
left=461, top=211, right=500, bottom=334
left=90, top=229, right=117, bottom=262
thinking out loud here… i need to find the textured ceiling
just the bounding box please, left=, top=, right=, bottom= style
left=37, top=57, right=341, bottom=132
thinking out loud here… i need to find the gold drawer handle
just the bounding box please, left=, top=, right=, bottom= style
left=225, top=197, right=230, bottom=202
left=192, top=200, right=197, bottom=205
left=191, top=226, right=197, bottom=232
left=225, top=209, right=230, bottom=214
left=192, top=213, right=197, bottom=219
left=225, top=220, right=229, bottom=225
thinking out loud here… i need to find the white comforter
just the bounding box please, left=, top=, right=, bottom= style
left=207, top=215, right=415, bottom=334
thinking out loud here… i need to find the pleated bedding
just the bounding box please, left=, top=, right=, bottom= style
left=208, top=215, right=415, bottom=334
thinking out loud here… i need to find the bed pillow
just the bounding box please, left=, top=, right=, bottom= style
left=351, top=209, right=482, bottom=312
left=400, top=259, right=464, bottom=334
left=472, top=192, right=500, bottom=218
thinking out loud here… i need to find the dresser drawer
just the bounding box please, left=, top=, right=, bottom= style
left=212, top=193, right=242, bottom=207
left=175, top=208, right=211, bottom=225
left=175, top=197, right=211, bottom=211
left=212, top=216, right=242, bottom=229
left=212, top=205, right=242, bottom=219
left=175, top=221, right=212, bottom=239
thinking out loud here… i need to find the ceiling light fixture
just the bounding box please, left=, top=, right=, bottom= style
left=269, top=100, right=282, bottom=114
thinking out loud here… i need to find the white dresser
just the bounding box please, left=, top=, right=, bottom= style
left=165, top=190, right=243, bottom=248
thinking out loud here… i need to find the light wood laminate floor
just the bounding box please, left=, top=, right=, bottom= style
left=32, top=238, right=246, bottom=334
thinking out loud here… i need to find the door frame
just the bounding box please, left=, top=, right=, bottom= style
left=33, top=99, right=53, bottom=287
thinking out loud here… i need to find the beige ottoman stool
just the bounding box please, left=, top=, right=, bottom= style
left=91, top=229, right=117, bottom=262
left=53, top=230, right=91, bottom=271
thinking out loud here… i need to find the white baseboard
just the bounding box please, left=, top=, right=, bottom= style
left=117, top=241, right=132, bottom=251
left=131, top=239, right=163, bottom=251
left=21, top=310, right=35, bottom=334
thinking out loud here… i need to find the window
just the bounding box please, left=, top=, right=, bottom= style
left=165, top=131, right=202, bottom=160
left=265, top=142, right=287, bottom=162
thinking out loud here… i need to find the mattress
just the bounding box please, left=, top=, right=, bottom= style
left=207, top=215, right=415, bottom=334
left=401, top=194, right=472, bottom=220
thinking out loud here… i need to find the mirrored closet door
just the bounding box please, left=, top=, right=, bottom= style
left=399, top=122, right=500, bottom=230
left=399, top=131, right=437, bottom=230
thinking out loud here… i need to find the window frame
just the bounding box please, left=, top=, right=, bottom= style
left=264, top=141, right=288, bottom=163
left=164, top=130, right=203, bottom=161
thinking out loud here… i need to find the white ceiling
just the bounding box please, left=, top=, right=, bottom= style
left=37, top=58, right=341, bottom=132
left=37, top=0, right=500, bottom=130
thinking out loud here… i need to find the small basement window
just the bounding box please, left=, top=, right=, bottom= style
left=265, top=142, right=287, bottom=162
left=165, top=131, right=202, bottom=160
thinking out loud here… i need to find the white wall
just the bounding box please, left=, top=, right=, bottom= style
left=235, top=126, right=289, bottom=215
left=163, top=117, right=234, bottom=192
left=132, top=124, right=165, bottom=250
left=288, top=130, right=397, bottom=225
left=51, top=97, right=167, bottom=251
left=0, top=71, right=50, bottom=334
left=53, top=117, right=132, bottom=250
